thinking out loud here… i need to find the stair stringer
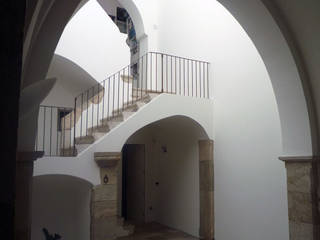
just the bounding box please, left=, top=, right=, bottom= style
left=34, top=93, right=214, bottom=186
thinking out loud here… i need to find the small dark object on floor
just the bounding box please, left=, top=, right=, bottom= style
left=42, top=228, right=62, bottom=240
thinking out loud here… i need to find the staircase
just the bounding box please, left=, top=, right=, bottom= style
left=67, top=93, right=157, bottom=156
left=35, top=52, right=211, bottom=239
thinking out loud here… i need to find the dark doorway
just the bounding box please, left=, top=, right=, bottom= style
left=122, top=144, right=146, bottom=224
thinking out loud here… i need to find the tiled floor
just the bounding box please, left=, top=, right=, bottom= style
left=118, top=222, right=198, bottom=240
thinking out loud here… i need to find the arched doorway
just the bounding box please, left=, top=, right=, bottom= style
left=120, top=116, right=213, bottom=239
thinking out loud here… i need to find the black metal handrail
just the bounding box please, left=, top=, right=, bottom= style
left=74, top=52, right=210, bottom=143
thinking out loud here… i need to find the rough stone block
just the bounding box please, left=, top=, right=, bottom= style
left=92, top=184, right=117, bottom=202
left=200, top=160, right=214, bottom=191
left=199, top=140, right=213, bottom=162
left=100, top=167, right=118, bottom=185
left=199, top=190, right=214, bottom=239
left=289, top=221, right=314, bottom=240
left=286, top=162, right=312, bottom=193
left=92, top=200, right=117, bottom=219
left=288, top=191, right=313, bottom=224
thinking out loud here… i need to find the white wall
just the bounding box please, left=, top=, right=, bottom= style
left=34, top=94, right=214, bottom=185
left=148, top=1, right=289, bottom=240
left=55, top=0, right=130, bottom=82
left=126, top=116, right=209, bottom=237
left=31, top=175, right=91, bottom=240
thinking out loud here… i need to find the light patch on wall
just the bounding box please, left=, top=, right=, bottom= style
left=55, top=0, right=130, bottom=81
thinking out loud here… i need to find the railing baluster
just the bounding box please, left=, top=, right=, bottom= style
left=92, top=87, right=94, bottom=130
left=151, top=53, right=153, bottom=92
left=196, top=61, right=198, bottom=98
left=122, top=68, right=125, bottom=110
left=175, top=57, right=177, bottom=94
left=203, top=62, right=205, bottom=99
left=200, top=62, right=202, bottom=98
left=187, top=59, right=190, bottom=96
left=86, top=90, right=89, bottom=136
left=184, top=58, right=185, bottom=96
left=97, top=83, right=100, bottom=127
left=171, top=56, right=173, bottom=94
left=156, top=53, right=158, bottom=92
left=207, top=63, right=210, bottom=98
left=127, top=66, right=129, bottom=108
left=50, top=106, right=52, bottom=156
left=69, top=107, right=72, bottom=150
left=179, top=58, right=181, bottom=95
left=131, top=65, right=134, bottom=105
left=43, top=107, right=46, bottom=154
left=74, top=99, right=77, bottom=156
left=166, top=55, right=168, bottom=93
left=118, top=72, right=120, bottom=114
left=63, top=108, right=66, bottom=156
left=80, top=93, right=83, bottom=138
left=141, top=56, right=143, bottom=98
left=146, top=54, right=148, bottom=93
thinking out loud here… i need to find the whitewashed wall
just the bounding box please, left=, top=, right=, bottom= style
left=147, top=1, right=289, bottom=239
left=126, top=116, right=209, bottom=237
left=31, top=175, right=92, bottom=240
left=55, top=0, right=130, bottom=82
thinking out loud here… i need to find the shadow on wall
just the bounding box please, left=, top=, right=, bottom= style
left=31, top=175, right=92, bottom=240
left=46, top=54, right=102, bottom=98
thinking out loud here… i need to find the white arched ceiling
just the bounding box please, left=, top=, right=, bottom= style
left=98, top=0, right=148, bottom=55
left=217, top=0, right=312, bottom=156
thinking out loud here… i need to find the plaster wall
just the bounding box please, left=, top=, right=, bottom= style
left=34, top=94, right=214, bottom=186
left=31, top=175, right=91, bottom=240
left=126, top=117, right=209, bottom=237
left=55, top=0, right=130, bottom=82
left=148, top=1, right=289, bottom=239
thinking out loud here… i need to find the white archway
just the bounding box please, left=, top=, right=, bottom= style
left=217, top=0, right=313, bottom=156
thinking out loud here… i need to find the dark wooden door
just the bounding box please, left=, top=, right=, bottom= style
left=122, top=144, right=145, bottom=224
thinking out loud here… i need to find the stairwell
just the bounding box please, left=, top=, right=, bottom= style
left=71, top=93, right=157, bottom=156
left=35, top=52, right=211, bottom=240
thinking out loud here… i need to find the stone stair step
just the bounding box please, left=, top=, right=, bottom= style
left=75, top=135, right=95, bottom=144
left=100, top=113, right=124, bottom=125
left=87, top=124, right=110, bottom=134
left=112, top=103, right=139, bottom=115
left=60, top=147, right=77, bottom=157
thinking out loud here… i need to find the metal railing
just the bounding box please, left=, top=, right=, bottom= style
left=74, top=52, right=210, bottom=142
left=37, top=52, right=210, bottom=156
left=35, top=105, right=75, bottom=156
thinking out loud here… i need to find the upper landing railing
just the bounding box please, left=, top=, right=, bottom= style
left=36, top=52, right=210, bottom=156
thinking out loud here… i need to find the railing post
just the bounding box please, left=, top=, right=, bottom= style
left=161, top=53, right=164, bottom=93
left=73, top=97, right=77, bottom=156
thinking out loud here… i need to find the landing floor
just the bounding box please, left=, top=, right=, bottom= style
left=118, top=222, right=198, bottom=240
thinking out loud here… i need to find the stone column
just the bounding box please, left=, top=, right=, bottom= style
left=280, top=156, right=319, bottom=240
left=15, top=151, right=43, bottom=240
left=92, top=152, right=133, bottom=240
left=199, top=140, right=214, bottom=240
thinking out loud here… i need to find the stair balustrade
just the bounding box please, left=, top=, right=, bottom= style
left=36, top=52, right=210, bottom=156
